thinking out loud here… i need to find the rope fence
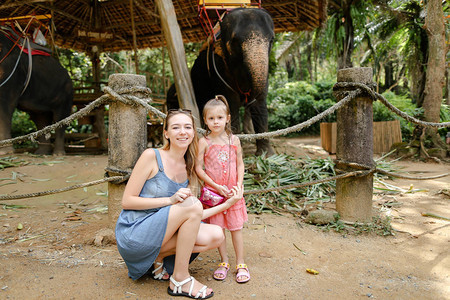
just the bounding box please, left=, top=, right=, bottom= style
left=0, top=80, right=449, bottom=201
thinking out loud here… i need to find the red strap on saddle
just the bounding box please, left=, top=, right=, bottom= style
left=18, top=44, right=51, bottom=56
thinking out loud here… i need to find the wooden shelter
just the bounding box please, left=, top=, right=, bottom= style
left=1, top=0, right=327, bottom=151
left=0, top=1, right=327, bottom=52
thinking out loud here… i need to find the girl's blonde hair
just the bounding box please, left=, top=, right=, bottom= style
left=202, top=95, right=232, bottom=136
left=162, top=109, right=199, bottom=192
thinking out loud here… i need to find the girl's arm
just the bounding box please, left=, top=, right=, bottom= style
left=122, top=149, right=188, bottom=210
left=235, top=137, right=245, bottom=189
left=195, top=138, right=229, bottom=196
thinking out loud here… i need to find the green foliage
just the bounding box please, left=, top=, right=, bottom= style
left=266, top=80, right=336, bottom=135
left=376, top=91, right=422, bottom=142
left=324, top=216, right=394, bottom=236
left=11, top=110, right=36, bottom=137
left=10, top=110, right=37, bottom=149
left=243, top=153, right=336, bottom=214
left=438, top=101, right=450, bottom=139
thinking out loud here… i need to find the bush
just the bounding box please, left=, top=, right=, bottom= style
left=267, top=80, right=336, bottom=135
left=11, top=110, right=38, bottom=149
left=11, top=110, right=37, bottom=137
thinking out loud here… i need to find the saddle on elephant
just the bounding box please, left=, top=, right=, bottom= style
left=198, top=0, right=261, bottom=40
left=0, top=25, right=52, bottom=57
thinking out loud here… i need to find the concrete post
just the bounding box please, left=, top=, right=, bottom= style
left=107, top=74, right=147, bottom=228
left=335, top=67, right=374, bottom=222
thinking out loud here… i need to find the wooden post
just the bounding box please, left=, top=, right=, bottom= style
left=107, top=74, right=147, bottom=228
left=335, top=67, right=374, bottom=222
left=155, top=0, right=201, bottom=127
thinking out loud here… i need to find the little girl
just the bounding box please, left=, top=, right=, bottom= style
left=195, top=95, right=250, bottom=284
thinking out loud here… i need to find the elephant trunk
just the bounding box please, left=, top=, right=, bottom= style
left=241, top=32, right=270, bottom=99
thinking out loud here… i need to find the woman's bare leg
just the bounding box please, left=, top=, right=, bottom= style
left=161, top=197, right=215, bottom=296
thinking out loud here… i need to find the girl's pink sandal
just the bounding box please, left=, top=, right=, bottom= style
left=213, top=262, right=230, bottom=281
left=236, top=264, right=250, bottom=283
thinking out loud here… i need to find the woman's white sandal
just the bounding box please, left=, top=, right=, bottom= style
left=167, top=276, right=214, bottom=299
left=151, top=262, right=168, bottom=281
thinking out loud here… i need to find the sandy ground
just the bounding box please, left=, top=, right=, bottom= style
left=0, top=137, right=449, bottom=300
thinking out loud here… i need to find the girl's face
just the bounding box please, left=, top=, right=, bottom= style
left=164, top=113, right=195, bottom=148
left=204, top=106, right=230, bottom=135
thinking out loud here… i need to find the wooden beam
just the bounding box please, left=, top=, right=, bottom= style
left=35, top=3, right=87, bottom=25
left=0, top=0, right=48, bottom=10
left=0, top=14, right=51, bottom=22
left=130, top=0, right=139, bottom=74
left=155, top=0, right=200, bottom=126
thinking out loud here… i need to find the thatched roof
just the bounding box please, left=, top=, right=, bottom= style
left=0, top=0, right=327, bottom=53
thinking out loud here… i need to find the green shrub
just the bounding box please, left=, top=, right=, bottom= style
left=11, top=110, right=37, bottom=149
left=11, top=110, right=37, bottom=137
left=267, top=80, right=336, bottom=135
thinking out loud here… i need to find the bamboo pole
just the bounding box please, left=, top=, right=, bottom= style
left=155, top=0, right=201, bottom=127
left=335, top=67, right=374, bottom=222
left=107, top=74, right=147, bottom=227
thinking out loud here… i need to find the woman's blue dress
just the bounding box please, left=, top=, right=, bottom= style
left=115, top=149, right=188, bottom=280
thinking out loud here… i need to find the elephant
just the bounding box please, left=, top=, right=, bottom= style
left=0, top=26, right=73, bottom=155
left=167, top=8, right=275, bottom=156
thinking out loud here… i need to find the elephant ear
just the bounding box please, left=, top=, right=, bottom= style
left=214, top=41, right=226, bottom=60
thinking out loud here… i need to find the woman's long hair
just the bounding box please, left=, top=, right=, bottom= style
left=162, top=109, right=199, bottom=193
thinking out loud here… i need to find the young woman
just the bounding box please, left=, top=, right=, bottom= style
left=115, top=109, right=243, bottom=299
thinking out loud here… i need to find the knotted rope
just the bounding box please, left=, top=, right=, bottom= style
left=0, top=81, right=449, bottom=201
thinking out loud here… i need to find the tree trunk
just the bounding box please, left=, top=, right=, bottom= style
left=337, top=2, right=354, bottom=70
left=420, top=0, right=447, bottom=155
left=384, top=60, right=394, bottom=92
left=306, top=34, right=313, bottom=83
left=410, top=50, right=426, bottom=106
left=446, top=67, right=450, bottom=105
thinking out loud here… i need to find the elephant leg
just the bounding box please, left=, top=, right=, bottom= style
left=30, top=112, right=53, bottom=155
left=52, top=125, right=66, bottom=156
left=0, top=108, right=14, bottom=155
left=228, top=95, right=241, bottom=134
left=243, top=107, right=255, bottom=134
left=52, top=106, right=71, bottom=156
left=249, top=102, right=275, bottom=156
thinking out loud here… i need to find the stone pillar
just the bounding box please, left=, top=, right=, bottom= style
left=107, top=74, right=147, bottom=228
left=335, top=67, right=374, bottom=222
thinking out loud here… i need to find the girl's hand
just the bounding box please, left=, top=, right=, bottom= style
left=215, top=185, right=230, bottom=197
left=169, top=188, right=193, bottom=204
left=225, top=185, right=243, bottom=207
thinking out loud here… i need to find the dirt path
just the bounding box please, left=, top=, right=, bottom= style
left=0, top=138, right=449, bottom=299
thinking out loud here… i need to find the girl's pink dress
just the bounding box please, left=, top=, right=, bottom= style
left=203, top=135, right=248, bottom=231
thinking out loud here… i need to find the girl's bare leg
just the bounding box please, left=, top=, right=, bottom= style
left=230, top=229, right=244, bottom=264
left=213, top=229, right=229, bottom=279
left=231, top=229, right=248, bottom=282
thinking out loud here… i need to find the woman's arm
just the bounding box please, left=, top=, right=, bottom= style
left=202, top=185, right=243, bottom=220
left=121, top=149, right=187, bottom=210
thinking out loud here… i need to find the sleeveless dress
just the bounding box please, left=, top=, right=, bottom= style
left=115, top=149, right=188, bottom=280
left=203, top=135, right=248, bottom=231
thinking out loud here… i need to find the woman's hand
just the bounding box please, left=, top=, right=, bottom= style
left=225, top=185, right=243, bottom=207
left=169, top=188, right=193, bottom=204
